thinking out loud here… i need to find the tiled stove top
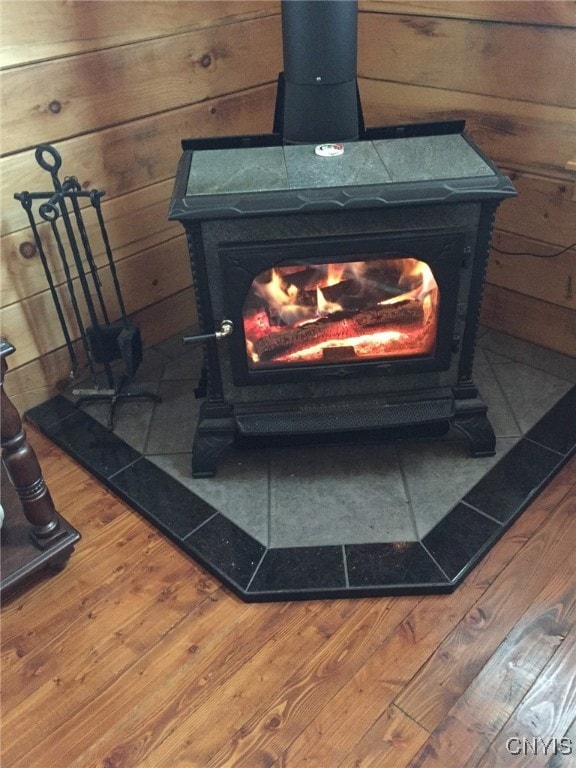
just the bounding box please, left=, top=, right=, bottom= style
left=26, top=328, right=576, bottom=602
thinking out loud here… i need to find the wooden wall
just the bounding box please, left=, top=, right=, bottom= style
left=357, top=1, right=576, bottom=356
left=0, top=1, right=282, bottom=411
left=1, top=1, right=574, bottom=411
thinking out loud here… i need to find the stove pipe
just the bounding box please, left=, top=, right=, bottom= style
left=275, top=0, right=363, bottom=144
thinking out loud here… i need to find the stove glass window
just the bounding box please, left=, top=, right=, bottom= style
left=242, top=256, right=440, bottom=369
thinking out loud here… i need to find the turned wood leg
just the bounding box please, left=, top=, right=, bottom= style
left=1, top=352, right=64, bottom=548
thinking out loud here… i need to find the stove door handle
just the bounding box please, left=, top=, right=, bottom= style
left=182, top=320, right=234, bottom=346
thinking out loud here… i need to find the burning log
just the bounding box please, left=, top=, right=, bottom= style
left=317, top=278, right=399, bottom=310
left=253, top=299, right=424, bottom=361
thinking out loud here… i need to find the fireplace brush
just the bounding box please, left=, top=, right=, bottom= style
left=14, top=144, right=160, bottom=429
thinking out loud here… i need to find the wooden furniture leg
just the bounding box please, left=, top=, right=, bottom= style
left=1, top=339, right=80, bottom=595
left=1, top=343, right=62, bottom=545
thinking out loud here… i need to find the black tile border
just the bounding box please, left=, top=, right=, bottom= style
left=248, top=545, right=346, bottom=594
left=526, top=387, right=576, bottom=456
left=346, top=541, right=449, bottom=587
left=24, top=394, right=79, bottom=428
left=463, top=439, right=565, bottom=524
left=182, top=514, right=266, bottom=591
left=26, top=387, right=576, bottom=602
left=422, top=502, right=501, bottom=582
left=112, top=458, right=216, bottom=540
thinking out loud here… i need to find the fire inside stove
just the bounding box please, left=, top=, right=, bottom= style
left=243, top=256, right=440, bottom=369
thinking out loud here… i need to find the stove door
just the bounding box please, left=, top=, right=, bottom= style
left=220, top=231, right=465, bottom=386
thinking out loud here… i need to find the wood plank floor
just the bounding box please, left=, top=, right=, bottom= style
left=2, top=426, right=575, bottom=768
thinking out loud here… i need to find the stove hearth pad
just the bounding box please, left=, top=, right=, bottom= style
left=25, top=329, right=576, bottom=602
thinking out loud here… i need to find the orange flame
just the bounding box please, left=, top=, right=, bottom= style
left=244, top=256, right=440, bottom=368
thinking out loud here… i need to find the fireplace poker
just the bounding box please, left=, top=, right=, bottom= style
left=38, top=201, right=100, bottom=386
left=34, top=165, right=108, bottom=322
left=14, top=191, right=79, bottom=378
left=61, top=177, right=110, bottom=326
left=37, top=147, right=118, bottom=388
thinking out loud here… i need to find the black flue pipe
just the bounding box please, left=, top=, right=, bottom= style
left=276, top=0, right=362, bottom=144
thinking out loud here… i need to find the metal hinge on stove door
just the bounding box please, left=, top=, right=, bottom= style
left=182, top=320, right=234, bottom=346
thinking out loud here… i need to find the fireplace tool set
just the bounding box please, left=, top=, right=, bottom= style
left=14, top=144, right=160, bottom=429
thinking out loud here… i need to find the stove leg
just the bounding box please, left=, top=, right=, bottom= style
left=192, top=427, right=235, bottom=478
left=453, top=410, right=496, bottom=457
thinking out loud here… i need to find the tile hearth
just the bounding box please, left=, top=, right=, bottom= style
left=27, top=328, right=576, bottom=602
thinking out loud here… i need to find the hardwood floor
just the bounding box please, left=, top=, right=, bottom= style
left=2, top=426, right=575, bottom=768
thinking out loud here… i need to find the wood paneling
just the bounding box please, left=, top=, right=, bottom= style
left=1, top=15, right=282, bottom=153
left=359, top=14, right=575, bottom=107
left=480, top=284, right=576, bottom=357
left=495, top=171, right=576, bottom=247
left=2, top=429, right=575, bottom=767
left=0, top=80, right=276, bottom=402
left=359, top=78, right=575, bottom=180
left=359, top=1, right=576, bottom=27
left=1, top=180, right=181, bottom=307
left=1, top=81, right=276, bottom=403
left=0, top=1, right=279, bottom=67
left=488, top=232, right=575, bottom=311
left=1, top=84, right=277, bottom=237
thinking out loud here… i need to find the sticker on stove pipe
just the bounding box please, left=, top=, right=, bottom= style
left=314, top=143, right=344, bottom=157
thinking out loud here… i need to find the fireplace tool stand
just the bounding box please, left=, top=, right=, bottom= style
left=15, top=144, right=160, bottom=430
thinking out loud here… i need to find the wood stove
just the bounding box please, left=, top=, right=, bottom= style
left=169, top=128, right=515, bottom=476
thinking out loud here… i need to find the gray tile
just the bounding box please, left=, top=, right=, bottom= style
left=373, top=134, right=494, bottom=183
left=162, top=350, right=203, bottom=382
left=66, top=381, right=160, bottom=454
left=478, top=329, right=576, bottom=383
left=400, top=438, right=519, bottom=538
left=66, top=364, right=121, bottom=391
left=185, top=135, right=495, bottom=197
left=269, top=443, right=415, bottom=547
left=473, top=363, right=522, bottom=438
left=284, top=142, right=391, bottom=189
left=63, top=347, right=166, bottom=454
left=129, top=348, right=168, bottom=383
left=483, top=349, right=516, bottom=367
left=477, top=325, right=490, bottom=340
left=148, top=451, right=269, bottom=546
left=153, top=325, right=199, bottom=360
left=67, top=347, right=167, bottom=389
left=472, top=345, right=491, bottom=372
left=491, top=362, right=573, bottom=434
left=144, top=379, right=200, bottom=455
left=187, top=147, right=288, bottom=196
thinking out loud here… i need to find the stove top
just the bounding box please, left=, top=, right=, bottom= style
left=169, top=129, right=514, bottom=221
